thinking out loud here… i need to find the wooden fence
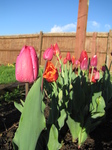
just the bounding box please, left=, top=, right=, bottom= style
left=0, top=30, right=112, bottom=72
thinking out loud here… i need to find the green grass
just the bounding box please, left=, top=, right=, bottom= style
left=0, top=64, right=16, bottom=84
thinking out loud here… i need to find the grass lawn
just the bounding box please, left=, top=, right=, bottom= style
left=0, top=64, right=16, bottom=84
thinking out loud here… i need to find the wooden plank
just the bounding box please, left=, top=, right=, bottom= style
left=39, top=31, right=43, bottom=65
left=74, top=0, right=89, bottom=59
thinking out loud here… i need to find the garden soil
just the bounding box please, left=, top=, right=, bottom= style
left=0, top=86, right=112, bottom=150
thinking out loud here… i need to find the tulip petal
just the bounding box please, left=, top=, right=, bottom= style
left=29, top=46, right=38, bottom=81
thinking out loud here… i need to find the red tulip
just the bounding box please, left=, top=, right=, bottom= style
left=89, top=67, right=97, bottom=74
left=43, top=47, right=53, bottom=61
left=79, top=50, right=88, bottom=63
left=63, top=58, right=67, bottom=64
left=51, top=43, right=60, bottom=56
left=80, top=58, right=88, bottom=70
left=66, top=52, right=71, bottom=61
left=16, top=45, right=39, bottom=83
left=90, top=55, right=97, bottom=67
left=57, top=55, right=62, bottom=61
left=91, top=76, right=96, bottom=83
left=43, top=61, right=58, bottom=82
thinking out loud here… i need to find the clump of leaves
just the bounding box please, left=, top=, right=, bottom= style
left=0, top=86, right=25, bottom=102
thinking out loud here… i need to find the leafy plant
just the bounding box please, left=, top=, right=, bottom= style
left=13, top=44, right=112, bottom=149
left=0, top=86, right=24, bottom=102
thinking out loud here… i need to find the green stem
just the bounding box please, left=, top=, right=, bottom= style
left=25, top=82, right=29, bottom=98
left=90, top=67, right=94, bottom=82
left=41, top=60, right=48, bottom=92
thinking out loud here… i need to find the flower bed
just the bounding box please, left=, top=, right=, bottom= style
left=12, top=44, right=112, bottom=149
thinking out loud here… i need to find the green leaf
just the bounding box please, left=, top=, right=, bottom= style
left=58, top=109, right=67, bottom=130
left=78, top=128, right=88, bottom=148
left=47, top=125, right=62, bottom=150
left=64, top=64, right=68, bottom=85
left=66, top=115, right=81, bottom=141
left=90, top=92, right=106, bottom=119
left=14, top=102, right=23, bottom=113
left=13, top=78, right=45, bottom=150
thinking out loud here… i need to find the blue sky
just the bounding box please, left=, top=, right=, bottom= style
left=0, top=0, right=112, bottom=35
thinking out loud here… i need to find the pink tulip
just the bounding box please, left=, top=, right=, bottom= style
left=94, top=71, right=100, bottom=80
left=90, top=55, right=97, bottom=67
left=75, top=60, right=80, bottom=66
left=16, top=45, right=39, bottom=83
left=80, top=58, right=88, bottom=70
left=43, top=47, right=53, bottom=61
left=79, top=50, right=88, bottom=63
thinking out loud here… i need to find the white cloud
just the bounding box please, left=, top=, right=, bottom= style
left=91, top=21, right=100, bottom=28
left=88, top=21, right=100, bottom=28
left=50, top=23, right=76, bottom=32
left=87, top=21, right=100, bottom=31
left=105, top=24, right=111, bottom=30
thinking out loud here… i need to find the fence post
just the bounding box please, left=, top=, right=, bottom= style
left=107, top=30, right=112, bottom=71
left=39, top=31, right=43, bottom=65
left=74, top=0, right=89, bottom=59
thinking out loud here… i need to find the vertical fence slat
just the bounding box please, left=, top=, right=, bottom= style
left=38, top=31, right=43, bottom=65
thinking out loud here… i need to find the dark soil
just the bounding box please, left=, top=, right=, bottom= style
left=0, top=84, right=112, bottom=149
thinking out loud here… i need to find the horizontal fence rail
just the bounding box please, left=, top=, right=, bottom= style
left=0, top=30, right=112, bottom=72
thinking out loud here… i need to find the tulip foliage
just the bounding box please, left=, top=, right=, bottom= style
left=13, top=44, right=112, bottom=149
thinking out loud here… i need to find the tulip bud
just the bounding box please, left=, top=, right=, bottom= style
left=94, top=71, right=100, bottom=80
left=90, top=55, right=97, bottom=67
left=71, top=56, right=75, bottom=65
left=63, top=58, right=67, bottom=64
left=79, top=50, right=88, bottom=63
left=101, top=66, right=106, bottom=72
left=80, top=58, right=88, bottom=70
left=16, top=45, right=39, bottom=83
left=66, top=52, right=71, bottom=61
left=75, top=60, right=80, bottom=67
left=51, top=43, right=60, bottom=56
left=43, top=48, right=53, bottom=61
left=91, top=76, right=96, bottom=83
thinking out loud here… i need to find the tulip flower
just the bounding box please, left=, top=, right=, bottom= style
left=16, top=45, right=38, bottom=83
left=94, top=71, right=100, bottom=80
left=57, top=55, right=62, bottom=61
left=79, top=50, right=88, bottom=63
left=101, top=66, right=106, bottom=72
left=89, top=67, right=97, bottom=74
left=63, top=58, right=67, bottom=64
left=90, top=55, right=97, bottom=67
left=51, top=43, right=60, bottom=56
left=66, top=52, right=71, bottom=61
left=43, top=48, right=53, bottom=61
left=91, top=76, right=96, bottom=83
left=43, top=61, right=58, bottom=82
left=75, top=60, right=80, bottom=67
left=71, top=56, right=75, bottom=65
left=80, top=58, right=88, bottom=70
